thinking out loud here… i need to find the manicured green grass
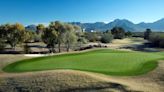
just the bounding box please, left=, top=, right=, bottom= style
left=3, top=49, right=164, bottom=76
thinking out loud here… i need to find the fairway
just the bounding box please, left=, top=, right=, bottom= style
left=3, top=49, right=164, bottom=76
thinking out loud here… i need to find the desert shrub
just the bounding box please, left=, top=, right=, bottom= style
left=132, top=32, right=144, bottom=37
left=149, top=33, right=164, bottom=48
left=85, top=32, right=100, bottom=42
left=125, top=31, right=132, bottom=37
left=101, top=33, right=113, bottom=43
left=111, top=27, right=125, bottom=39
left=159, top=40, right=164, bottom=48
left=144, top=29, right=152, bottom=40
left=77, top=36, right=88, bottom=44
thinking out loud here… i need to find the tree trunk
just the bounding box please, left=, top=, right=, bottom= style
left=13, top=46, right=16, bottom=51
left=66, top=41, right=70, bottom=52
left=66, top=43, right=69, bottom=52
left=79, top=42, right=82, bottom=49
left=52, top=47, right=56, bottom=53
left=12, top=44, right=16, bottom=51
left=58, top=42, right=61, bottom=53
left=66, top=47, right=69, bottom=52
left=68, top=44, right=70, bottom=52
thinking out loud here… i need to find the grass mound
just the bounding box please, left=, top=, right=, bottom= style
left=3, top=49, right=164, bottom=76
left=0, top=70, right=135, bottom=92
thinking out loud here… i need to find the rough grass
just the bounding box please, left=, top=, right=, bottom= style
left=0, top=70, right=136, bottom=92
left=3, top=49, right=164, bottom=76
left=0, top=55, right=30, bottom=73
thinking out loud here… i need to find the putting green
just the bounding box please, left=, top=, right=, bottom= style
left=3, top=49, right=164, bottom=76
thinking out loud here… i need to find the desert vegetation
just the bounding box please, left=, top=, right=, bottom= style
left=0, top=22, right=83, bottom=53
left=0, top=21, right=135, bottom=54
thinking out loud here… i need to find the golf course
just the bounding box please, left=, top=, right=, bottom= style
left=3, top=49, right=164, bottom=76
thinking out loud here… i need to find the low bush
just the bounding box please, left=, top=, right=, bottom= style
left=149, top=33, right=164, bottom=48
left=101, top=33, right=113, bottom=43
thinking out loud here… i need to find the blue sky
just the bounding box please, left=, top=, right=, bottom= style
left=0, top=0, right=164, bottom=25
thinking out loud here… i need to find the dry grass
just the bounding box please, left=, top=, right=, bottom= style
left=0, top=70, right=136, bottom=92
left=86, top=38, right=146, bottom=51
left=109, top=37, right=147, bottom=49
left=0, top=55, right=30, bottom=73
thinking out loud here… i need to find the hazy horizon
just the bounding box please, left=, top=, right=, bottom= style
left=0, top=0, right=164, bottom=25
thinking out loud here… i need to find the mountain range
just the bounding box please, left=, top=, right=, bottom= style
left=25, top=18, right=164, bottom=32
left=70, top=18, right=164, bottom=32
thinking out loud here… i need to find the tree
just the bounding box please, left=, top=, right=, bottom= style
left=125, top=31, right=132, bottom=37
left=111, top=27, right=125, bottom=39
left=0, top=23, right=26, bottom=49
left=47, top=22, right=81, bottom=52
left=85, top=32, right=99, bottom=42
left=101, top=33, right=113, bottom=43
left=34, top=33, right=42, bottom=42
left=23, top=43, right=31, bottom=54
left=42, top=27, right=58, bottom=53
left=49, top=21, right=66, bottom=52
left=36, top=24, right=45, bottom=34
left=23, top=31, right=34, bottom=54
left=77, top=37, right=88, bottom=48
left=0, top=24, right=7, bottom=51
left=0, top=23, right=30, bottom=50
left=0, top=38, right=6, bottom=51
left=144, top=29, right=152, bottom=40
left=63, top=24, right=78, bottom=52
left=9, top=23, right=26, bottom=49
left=0, top=24, right=7, bottom=38
left=149, top=32, right=164, bottom=48
left=35, top=24, right=45, bottom=42
left=24, top=31, right=34, bottom=42
left=74, top=25, right=87, bottom=48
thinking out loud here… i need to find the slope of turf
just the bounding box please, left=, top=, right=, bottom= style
left=3, top=49, right=164, bottom=76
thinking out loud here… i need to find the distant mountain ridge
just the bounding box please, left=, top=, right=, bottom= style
left=24, top=18, right=164, bottom=32
left=70, top=18, right=164, bottom=32
left=137, top=18, right=164, bottom=31
left=25, top=25, right=37, bottom=32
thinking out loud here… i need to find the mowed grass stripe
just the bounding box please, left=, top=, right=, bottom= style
left=3, top=49, right=164, bottom=76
